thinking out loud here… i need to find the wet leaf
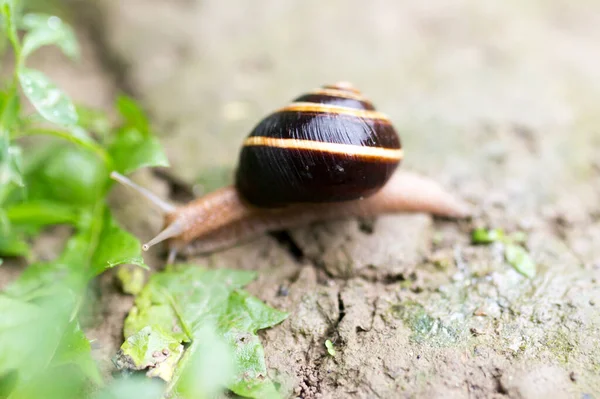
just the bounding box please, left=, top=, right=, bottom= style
left=18, top=68, right=78, bottom=126
left=471, top=228, right=505, bottom=244
left=118, top=266, right=287, bottom=399
left=504, top=244, right=536, bottom=278
left=325, top=340, right=336, bottom=356
left=21, top=14, right=79, bottom=60
left=108, top=127, right=168, bottom=174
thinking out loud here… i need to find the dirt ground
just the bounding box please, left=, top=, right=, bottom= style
left=3, top=0, right=600, bottom=398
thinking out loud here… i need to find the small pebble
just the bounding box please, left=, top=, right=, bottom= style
left=277, top=285, right=289, bottom=297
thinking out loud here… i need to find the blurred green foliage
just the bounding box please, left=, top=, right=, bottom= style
left=0, top=1, right=287, bottom=398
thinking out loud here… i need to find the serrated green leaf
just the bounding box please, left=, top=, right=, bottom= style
left=116, top=95, right=150, bottom=134
left=18, top=68, right=78, bottom=126
left=91, top=208, right=147, bottom=276
left=123, top=267, right=257, bottom=341
left=21, top=13, right=79, bottom=60
left=504, top=244, right=536, bottom=278
left=108, top=127, right=168, bottom=174
left=118, top=266, right=287, bottom=399
left=221, top=291, right=286, bottom=399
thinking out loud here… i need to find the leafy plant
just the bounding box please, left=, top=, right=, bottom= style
left=0, top=2, right=168, bottom=397
left=0, top=3, right=288, bottom=399
left=115, top=266, right=288, bottom=399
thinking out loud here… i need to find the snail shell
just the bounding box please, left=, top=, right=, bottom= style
left=235, top=82, right=403, bottom=207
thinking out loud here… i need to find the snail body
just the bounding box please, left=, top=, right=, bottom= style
left=111, top=82, right=469, bottom=260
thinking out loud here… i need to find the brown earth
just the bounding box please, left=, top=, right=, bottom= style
left=2, top=0, right=600, bottom=398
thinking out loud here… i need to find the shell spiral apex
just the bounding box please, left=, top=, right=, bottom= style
left=235, top=83, right=403, bottom=208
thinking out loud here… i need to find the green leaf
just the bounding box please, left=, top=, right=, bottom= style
left=108, top=127, right=168, bottom=174
left=471, top=228, right=504, bottom=244
left=0, top=232, right=29, bottom=257
left=117, top=326, right=185, bottom=382
left=91, top=208, right=148, bottom=276
left=0, top=143, right=23, bottom=189
left=6, top=200, right=79, bottom=227
left=26, top=145, right=107, bottom=206
left=21, top=14, right=79, bottom=60
left=76, top=104, right=111, bottom=137
left=0, top=91, right=22, bottom=195
left=0, top=0, right=20, bottom=59
left=0, top=89, right=21, bottom=131
left=0, top=295, right=54, bottom=380
left=0, top=293, right=98, bottom=385
left=220, top=291, right=287, bottom=399
left=175, top=324, right=234, bottom=399
left=52, top=323, right=102, bottom=385
left=117, top=266, right=287, bottom=399
left=116, top=95, right=150, bottom=134
left=18, top=68, right=78, bottom=126
left=325, top=340, right=336, bottom=357
left=504, top=244, right=536, bottom=278
left=93, top=376, right=164, bottom=399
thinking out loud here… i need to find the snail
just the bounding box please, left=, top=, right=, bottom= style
left=111, top=82, right=470, bottom=262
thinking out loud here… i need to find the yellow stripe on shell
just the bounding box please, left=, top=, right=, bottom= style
left=243, top=136, right=403, bottom=161
left=276, top=102, right=391, bottom=123
left=304, top=88, right=373, bottom=104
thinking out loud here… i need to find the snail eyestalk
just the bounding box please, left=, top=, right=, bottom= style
left=142, top=219, right=185, bottom=251
left=110, top=171, right=176, bottom=214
